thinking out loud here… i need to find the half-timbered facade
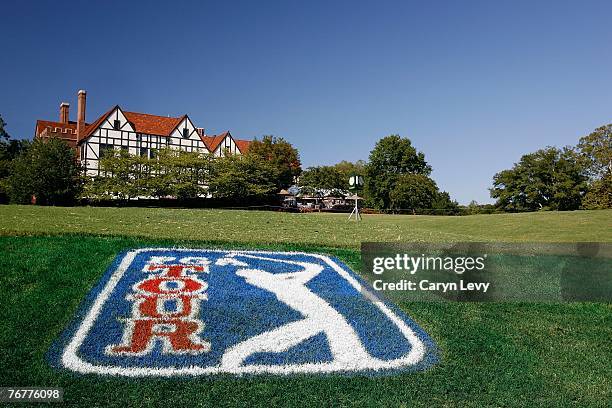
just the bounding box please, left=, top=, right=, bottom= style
left=34, top=90, right=251, bottom=177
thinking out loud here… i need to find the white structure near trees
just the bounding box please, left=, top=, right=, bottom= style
left=35, top=90, right=251, bottom=177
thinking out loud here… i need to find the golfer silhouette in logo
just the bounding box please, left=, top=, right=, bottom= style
left=218, top=254, right=376, bottom=369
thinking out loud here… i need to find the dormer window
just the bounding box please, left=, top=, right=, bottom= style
left=182, top=127, right=189, bottom=138
left=113, top=120, right=121, bottom=130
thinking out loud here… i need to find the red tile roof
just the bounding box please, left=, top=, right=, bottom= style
left=200, top=131, right=251, bottom=153
left=35, top=120, right=81, bottom=148
left=123, top=111, right=185, bottom=136
left=79, top=108, right=185, bottom=142
left=37, top=104, right=253, bottom=152
left=35, top=120, right=78, bottom=136
left=234, top=139, right=251, bottom=153
left=201, top=131, right=230, bottom=151
left=82, top=106, right=116, bottom=140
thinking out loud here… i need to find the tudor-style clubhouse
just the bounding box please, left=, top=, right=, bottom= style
left=34, top=90, right=252, bottom=176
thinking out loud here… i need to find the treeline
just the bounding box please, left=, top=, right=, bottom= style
left=1, top=110, right=609, bottom=212
left=300, top=125, right=611, bottom=213
left=490, top=124, right=611, bottom=211
left=298, top=135, right=459, bottom=213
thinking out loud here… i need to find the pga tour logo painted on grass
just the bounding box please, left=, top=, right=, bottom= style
left=50, top=249, right=436, bottom=376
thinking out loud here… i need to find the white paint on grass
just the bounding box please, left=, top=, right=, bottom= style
left=61, top=248, right=427, bottom=376
left=221, top=254, right=376, bottom=369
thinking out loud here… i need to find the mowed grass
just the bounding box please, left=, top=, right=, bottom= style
left=0, top=205, right=611, bottom=246
left=0, top=235, right=610, bottom=407
left=0, top=206, right=611, bottom=406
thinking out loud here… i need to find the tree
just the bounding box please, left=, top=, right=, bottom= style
left=298, top=160, right=366, bottom=191
left=577, top=124, right=612, bottom=208
left=208, top=155, right=278, bottom=202
left=0, top=114, right=9, bottom=140
left=82, top=149, right=145, bottom=201
left=0, top=137, right=30, bottom=203
left=389, top=174, right=439, bottom=211
left=581, top=173, right=612, bottom=209
left=169, top=150, right=212, bottom=200
left=465, top=200, right=482, bottom=215
left=490, top=147, right=588, bottom=211
left=333, top=160, right=366, bottom=179
left=364, top=135, right=432, bottom=209
left=148, top=148, right=212, bottom=200
left=577, top=124, right=612, bottom=179
left=8, top=138, right=82, bottom=205
left=0, top=115, right=29, bottom=203
left=246, top=135, right=301, bottom=189
left=82, top=147, right=212, bottom=201
left=431, top=190, right=460, bottom=214
left=299, top=166, right=345, bottom=190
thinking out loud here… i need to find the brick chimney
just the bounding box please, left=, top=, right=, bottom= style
left=76, top=90, right=87, bottom=141
left=59, top=102, right=70, bottom=123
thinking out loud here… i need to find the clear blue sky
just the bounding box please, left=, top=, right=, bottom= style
left=2, top=0, right=612, bottom=204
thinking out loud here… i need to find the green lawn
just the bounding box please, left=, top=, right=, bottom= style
left=1, top=205, right=611, bottom=246
left=0, top=205, right=611, bottom=407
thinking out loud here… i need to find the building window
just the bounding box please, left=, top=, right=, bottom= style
left=113, top=120, right=121, bottom=130
left=183, top=128, right=189, bottom=138
left=140, top=147, right=148, bottom=158
left=99, top=143, right=114, bottom=159
left=150, top=149, right=158, bottom=159
left=120, top=146, right=129, bottom=154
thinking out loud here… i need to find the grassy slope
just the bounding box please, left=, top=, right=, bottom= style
left=0, top=206, right=611, bottom=407
left=0, top=205, right=611, bottom=246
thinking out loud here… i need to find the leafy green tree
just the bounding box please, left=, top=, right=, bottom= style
left=246, top=135, right=301, bottom=189
left=8, top=138, right=82, bottom=205
left=83, top=147, right=212, bottom=201
left=299, top=160, right=366, bottom=191
left=490, top=147, right=588, bottom=211
left=208, top=155, right=277, bottom=202
left=0, top=139, right=30, bottom=160
left=169, top=150, right=212, bottom=200
left=149, top=148, right=212, bottom=200
left=364, top=135, right=432, bottom=209
left=431, top=190, right=460, bottom=214
left=581, top=173, right=612, bottom=209
left=333, top=160, right=366, bottom=179
left=0, top=115, right=30, bottom=202
left=0, top=139, right=30, bottom=203
left=0, top=115, right=9, bottom=140
left=577, top=124, right=612, bottom=208
left=577, top=124, right=612, bottom=179
left=82, top=149, right=144, bottom=200
left=299, top=166, right=345, bottom=190
left=463, top=201, right=498, bottom=215
left=389, top=174, right=439, bottom=211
